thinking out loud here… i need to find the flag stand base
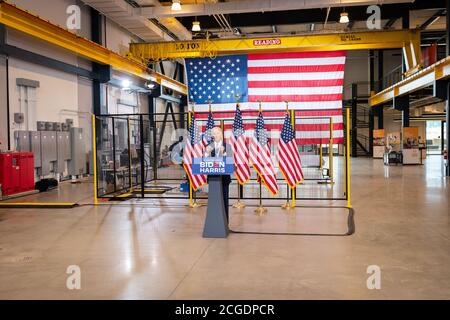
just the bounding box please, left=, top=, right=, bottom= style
left=190, top=201, right=203, bottom=208
left=233, top=201, right=246, bottom=209
left=254, top=206, right=267, bottom=215
left=281, top=202, right=293, bottom=209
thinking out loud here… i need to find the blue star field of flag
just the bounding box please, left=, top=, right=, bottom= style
left=203, top=111, right=215, bottom=144
left=189, top=114, right=202, bottom=145
left=281, top=113, right=295, bottom=144
left=232, top=107, right=245, bottom=139
left=255, top=112, right=268, bottom=147
left=186, top=54, right=248, bottom=104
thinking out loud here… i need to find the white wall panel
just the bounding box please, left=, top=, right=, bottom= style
left=8, top=57, right=79, bottom=145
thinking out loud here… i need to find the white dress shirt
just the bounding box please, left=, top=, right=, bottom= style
left=214, top=141, right=223, bottom=157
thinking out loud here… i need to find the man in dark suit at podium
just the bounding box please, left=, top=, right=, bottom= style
left=205, top=127, right=232, bottom=222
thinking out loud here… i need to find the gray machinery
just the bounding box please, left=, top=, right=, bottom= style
left=45, top=122, right=55, bottom=131
left=15, top=130, right=31, bottom=152
left=14, top=122, right=85, bottom=179
left=37, top=121, right=46, bottom=131
left=14, top=130, right=41, bottom=169
left=40, top=131, right=57, bottom=176
left=68, top=127, right=86, bottom=176
left=56, top=131, right=71, bottom=173
left=30, top=131, right=42, bottom=169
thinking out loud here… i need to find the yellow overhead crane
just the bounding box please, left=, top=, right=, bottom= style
left=129, top=29, right=422, bottom=76
left=0, top=1, right=187, bottom=95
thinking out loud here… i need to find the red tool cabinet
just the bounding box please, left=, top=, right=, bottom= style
left=0, top=152, right=35, bottom=196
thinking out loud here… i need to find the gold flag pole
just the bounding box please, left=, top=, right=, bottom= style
left=290, top=107, right=296, bottom=209
left=329, top=117, right=335, bottom=184
left=189, top=102, right=202, bottom=208
left=188, top=108, right=194, bottom=207
left=318, top=117, right=335, bottom=185
left=319, top=144, right=323, bottom=170
left=281, top=101, right=292, bottom=210
left=232, top=95, right=246, bottom=209
left=207, top=100, right=212, bottom=113
left=254, top=100, right=267, bottom=215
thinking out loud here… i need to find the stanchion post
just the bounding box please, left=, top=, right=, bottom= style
left=111, top=117, right=117, bottom=193
left=343, top=143, right=347, bottom=196
left=92, top=114, right=98, bottom=205
left=139, top=115, right=145, bottom=198
left=233, top=183, right=246, bottom=209
left=346, top=108, right=352, bottom=208
left=329, top=117, right=334, bottom=183
left=127, top=118, right=133, bottom=193
left=254, top=179, right=267, bottom=215
left=291, top=108, right=296, bottom=208
left=319, top=144, right=323, bottom=169
left=281, top=183, right=291, bottom=209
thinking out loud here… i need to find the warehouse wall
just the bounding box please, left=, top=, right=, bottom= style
left=2, top=0, right=148, bottom=156
left=77, top=77, right=93, bottom=153
left=9, top=0, right=91, bottom=39
left=8, top=57, right=80, bottom=128
left=343, top=50, right=370, bottom=100
left=5, top=33, right=90, bottom=155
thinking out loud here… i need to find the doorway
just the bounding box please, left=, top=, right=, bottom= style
left=426, top=120, right=443, bottom=155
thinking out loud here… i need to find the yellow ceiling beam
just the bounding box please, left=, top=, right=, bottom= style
left=0, top=1, right=187, bottom=95
left=369, top=56, right=450, bottom=107
left=129, top=29, right=422, bottom=75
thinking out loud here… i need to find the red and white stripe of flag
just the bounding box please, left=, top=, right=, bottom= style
left=230, top=134, right=250, bottom=185
left=277, top=139, right=304, bottom=188
left=249, top=138, right=279, bottom=195
left=183, top=141, right=207, bottom=191
left=192, top=50, right=346, bottom=145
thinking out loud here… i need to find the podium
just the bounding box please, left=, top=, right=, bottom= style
left=192, top=157, right=234, bottom=238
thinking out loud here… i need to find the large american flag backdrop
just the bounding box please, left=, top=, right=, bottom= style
left=185, top=50, right=346, bottom=145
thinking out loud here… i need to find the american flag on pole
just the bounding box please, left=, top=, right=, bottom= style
left=277, top=112, right=304, bottom=188
left=230, top=105, right=250, bottom=185
left=203, top=110, right=215, bottom=145
left=249, top=111, right=279, bottom=195
left=183, top=113, right=207, bottom=191
left=186, top=50, right=346, bottom=145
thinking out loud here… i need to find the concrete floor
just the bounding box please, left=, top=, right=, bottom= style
left=0, top=157, right=449, bottom=299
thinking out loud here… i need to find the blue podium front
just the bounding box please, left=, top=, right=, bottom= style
left=192, top=157, right=234, bottom=238
left=192, top=157, right=235, bottom=175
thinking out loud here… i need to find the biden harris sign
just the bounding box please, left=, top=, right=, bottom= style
left=192, top=157, right=234, bottom=175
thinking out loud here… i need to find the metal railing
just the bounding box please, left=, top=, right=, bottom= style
left=92, top=112, right=351, bottom=203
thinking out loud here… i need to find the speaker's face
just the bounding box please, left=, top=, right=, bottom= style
left=211, top=127, right=223, bottom=142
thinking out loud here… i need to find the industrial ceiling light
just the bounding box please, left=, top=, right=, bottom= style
left=339, top=11, right=349, bottom=24
left=171, top=0, right=181, bottom=11
left=192, top=20, right=201, bottom=32
left=145, top=82, right=156, bottom=90
left=121, top=79, right=131, bottom=89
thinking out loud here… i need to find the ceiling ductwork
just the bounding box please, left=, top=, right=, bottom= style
left=82, top=0, right=191, bottom=42
left=140, top=0, right=415, bottom=19
left=134, top=0, right=192, bottom=40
